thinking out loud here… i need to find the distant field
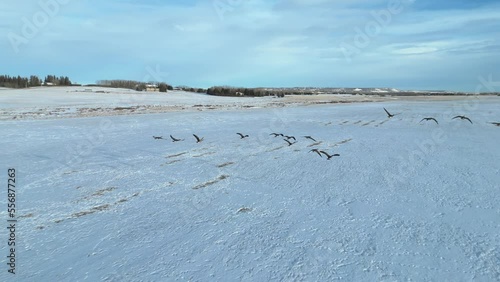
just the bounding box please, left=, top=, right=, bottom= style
left=1, top=86, right=498, bottom=121
left=1, top=92, right=499, bottom=281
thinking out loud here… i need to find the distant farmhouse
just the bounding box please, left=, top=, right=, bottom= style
left=134, top=83, right=160, bottom=92
left=145, top=84, right=159, bottom=92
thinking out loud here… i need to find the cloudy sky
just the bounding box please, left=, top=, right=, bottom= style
left=1, top=0, right=500, bottom=91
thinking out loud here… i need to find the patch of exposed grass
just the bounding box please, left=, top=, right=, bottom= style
left=193, top=175, right=229, bottom=190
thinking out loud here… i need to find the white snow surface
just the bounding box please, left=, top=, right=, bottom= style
left=1, top=91, right=500, bottom=281
left=0, top=87, right=253, bottom=109
left=0, top=87, right=279, bottom=120
left=0, top=86, right=403, bottom=121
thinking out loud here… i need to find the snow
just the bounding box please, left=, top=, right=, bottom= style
left=0, top=91, right=499, bottom=281
left=0, top=87, right=413, bottom=121
left=0, top=86, right=282, bottom=120
left=0, top=86, right=267, bottom=109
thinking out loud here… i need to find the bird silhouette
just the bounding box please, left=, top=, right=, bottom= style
left=270, top=133, right=284, bottom=137
left=309, top=148, right=322, bottom=157
left=304, top=136, right=317, bottom=142
left=383, top=107, right=395, bottom=118
left=153, top=136, right=163, bottom=140
left=285, top=135, right=296, bottom=141
left=452, top=115, right=473, bottom=124
left=319, top=151, right=340, bottom=160
left=490, top=122, right=500, bottom=126
left=420, top=117, right=439, bottom=124
left=170, top=135, right=184, bottom=142
left=284, top=139, right=296, bottom=146
left=193, top=134, right=204, bottom=143
left=237, top=133, right=249, bottom=139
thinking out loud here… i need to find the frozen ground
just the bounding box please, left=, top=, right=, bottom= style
left=0, top=92, right=499, bottom=281
left=0, top=86, right=477, bottom=121
left=0, top=86, right=277, bottom=120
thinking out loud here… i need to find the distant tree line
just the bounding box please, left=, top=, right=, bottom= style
left=207, top=86, right=285, bottom=97
left=96, top=80, right=173, bottom=92
left=0, top=75, right=30, bottom=88
left=44, top=75, right=72, bottom=86
left=0, top=74, right=72, bottom=88
left=206, top=86, right=498, bottom=97
left=175, top=86, right=206, bottom=93
left=95, top=80, right=208, bottom=93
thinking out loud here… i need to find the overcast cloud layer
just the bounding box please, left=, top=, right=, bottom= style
left=1, top=0, right=500, bottom=91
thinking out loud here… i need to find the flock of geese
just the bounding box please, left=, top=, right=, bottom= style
left=152, top=107, right=500, bottom=159
left=152, top=131, right=340, bottom=160
left=266, top=133, right=339, bottom=159
left=383, top=107, right=500, bottom=126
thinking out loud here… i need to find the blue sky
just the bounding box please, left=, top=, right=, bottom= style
left=1, top=0, right=500, bottom=91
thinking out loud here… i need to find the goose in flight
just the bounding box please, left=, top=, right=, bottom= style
left=420, top=117, right=439, bottom=124
left=270, top=133, right=284, bottom=137
left=452, top=115, right=473, bottom=124
left=309, top=148, right=322, bottom=157
left=319, top=150, right=340, bottom=160
left=170, top=135, right=184, bottom=142
left=285, top=135, right=296, bottom=141
left=153, top=136, right=163, bottom=140
left=193, top=134, right=204, bottom=143
left=490, top=122, right=500, bottom=126
left=284, top=139, right=297, bottom=146
left=383, top=107, right=396, bottom=118
left=237, top=133, right=249, bottom=139
left=304, top=136, right=317, bottom=142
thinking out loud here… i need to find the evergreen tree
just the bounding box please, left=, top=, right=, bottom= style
left=158, top=83, right=168, bottom=92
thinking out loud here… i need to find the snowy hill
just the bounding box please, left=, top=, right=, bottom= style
left=1, top=92, right=499, bottom=281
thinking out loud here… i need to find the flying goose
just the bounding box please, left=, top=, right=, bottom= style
left=285, top=135, right=296, bottom=141
left=309, top=148, right=322, bottom=157
left=237, top=133, right=249, bottom=139
left=420, top=117, right=439, bottom=124
left=304, top=136, right=317, bottom=142
left=284, top=139, right=296, bottom=146
left=490, top=122, right=500, bottom=126
left=452, top=115, right=473, bottom=124
left=383, top=107, right=395, bottom=118
left=270, top=133, right=284, bottom=137
left=193, top=134, right=204, bottom=143
left=170, top=135, right=184, bottom=142
left=153, top=136, right=163, bottom=140
left=319, top=150, right=340, bottom=160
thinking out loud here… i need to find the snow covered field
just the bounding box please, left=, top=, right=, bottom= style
left=1, top=90, right=499, bottom=281
left=0, top=86, right=458, bottom=121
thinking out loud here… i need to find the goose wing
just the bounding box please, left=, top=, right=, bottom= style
left=319, top=150, right=330, bottom=158
left=383, top=107, right=392, bottom=116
